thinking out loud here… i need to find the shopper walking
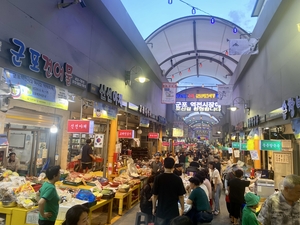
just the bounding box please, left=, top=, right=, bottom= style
left=208, top=162, right=222, bottom=215
left=38, top=165, right=61, bottom=225
left=228, top=169, right=257, bottom=224
left=150, top=155, right=163, bottom=175
left=152, top=157, right=186, bottom=225
left=257, top=174, right=300, bottom=225
left=81, top=139, right=96, bottom=172
left=140, top=175, right=155, bottom=222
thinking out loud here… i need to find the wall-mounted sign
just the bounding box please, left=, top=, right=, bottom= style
left=282, top=96, right=300, bottom=120
left=138, top=105, right=151, bottom=117
left=139, top=117, right=150, bottom=128
left=248, top=115, right=260, bottom=128
left=5, top=69, right=68, bottom=110
left=175, top=101, right=221, bottom=112
left=118, top=130, right=135, bottom=139
left=67, top=120, right=94, bottom=133
left=128, top=102, right=139, bottom=111
left=173, top=128, right=184, bottom=137
left=259, top=140, right=282, bottom=151
left=162, top=142, right=170, bottom=146
left=162, top=82, right=177, bottom=104
left=9, top=38, right=87, bottom=89
left=176, top=93, right=217, bottom=99
left=148, top=133, right=159, bottom=139
left=93, top=102, right=117, bottom=120
left=87, top=83, right=122, bottom=107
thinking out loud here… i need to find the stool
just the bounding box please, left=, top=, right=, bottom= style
left=135, top=212, right=149, bottom=225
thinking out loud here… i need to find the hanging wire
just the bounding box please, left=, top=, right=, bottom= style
left=169, top=49, right=230, bottom=78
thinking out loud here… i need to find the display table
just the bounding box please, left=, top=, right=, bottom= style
left=0, top=203, right=13, bottom=225
left=114, top=184, right=140, bottom=215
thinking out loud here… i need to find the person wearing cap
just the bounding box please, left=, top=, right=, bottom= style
left=257, top=174, right=300, bottom=225
left=152, top=157, right=186, bottom=225
left=6, top=152, right=20, bottom=172
left=173, top=163, right=183, bottom=176
left=242, top=192, right=260, bottom=225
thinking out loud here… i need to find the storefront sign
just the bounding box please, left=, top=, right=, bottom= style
left=99, top=83, right=122, bottom=107
left=232, top=142, right=240, bottom=148
left=139, top=117, right=150, bottom=128
left=93, top=102, right=117, bottom=120
left=176, top=93, right=217, bottom=99
left=9, top=38, right=87, bottom=89
left=260, top=140, right=282, bottom=151
left=138, top=105, right=151, bottom=117
left=118, top=130, right=135, bottom=139
left=5, top=69, right=69, bottom=110
left=247, top=139, right=255, bottom=150
left=128, top=102, right=139, bottom=111
left=67, top=120, right=94, bottom=133
left=148, top=133, right=159, bottom=139
left=173, top=128, right=184, bottom=137
left=248, top=115, right=260, bottom=128
left=175, top=101, right=221, bottom=112
left=240, top=143, right=247, bottom=151
left=162, top=82, right=177, bottom=104
left=162, top=142, right=170, bottom=146
left=94, top=134, right=104, bottom=148
left=282, top=96, right=300, bottom=120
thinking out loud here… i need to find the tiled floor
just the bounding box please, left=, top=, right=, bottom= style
left=111, top=193, right=234, bottom=225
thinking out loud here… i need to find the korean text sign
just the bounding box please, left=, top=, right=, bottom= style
left=67, top=120, right=94, bottom=133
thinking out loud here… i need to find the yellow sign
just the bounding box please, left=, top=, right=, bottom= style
left=173, top=128, right=184, bottom=137
left=196, top=93, right=216, bottom=98
left=247, top=139, right=255, bottom=150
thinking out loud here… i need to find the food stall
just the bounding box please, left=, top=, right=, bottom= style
left=0, top=161, right=150, bottom=225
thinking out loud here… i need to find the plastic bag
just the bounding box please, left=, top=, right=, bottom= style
left=76, top=189, right=96, bottom=203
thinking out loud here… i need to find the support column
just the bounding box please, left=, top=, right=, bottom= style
left=0, top=112, right=6, bottom=133
left=107, top=118, right=118, bottom=177
left=254, top=139, right=261, bottom=169
left=157, top=126, right=162, bottom=153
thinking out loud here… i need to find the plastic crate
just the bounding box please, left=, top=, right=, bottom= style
left=67, top=161, right=80, bottom=171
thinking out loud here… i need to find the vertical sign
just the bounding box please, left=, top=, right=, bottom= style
left=162, top=82, right=177, bottom=104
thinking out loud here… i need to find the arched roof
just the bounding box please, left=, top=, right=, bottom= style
left=145, top=15, right=250, bottom=84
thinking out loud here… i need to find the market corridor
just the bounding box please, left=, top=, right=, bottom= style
left=112, top=193, right=231, bottom=225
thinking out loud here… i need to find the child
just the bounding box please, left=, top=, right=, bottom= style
left=242, top=192, right=260, bottom=225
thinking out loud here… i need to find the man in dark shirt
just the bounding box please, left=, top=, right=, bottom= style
left=173, top=163, right=183, bottom=176
left=81, top=139, right=95, bottom=172
left=179, top=152, right=186, bottom=169
left=152, top=158, right=186, bottom=225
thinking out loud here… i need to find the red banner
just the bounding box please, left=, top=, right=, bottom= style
left=162, top=141, right=170, bottom=146
left=118, top=130, right=135, bottom=139
left=67, top=120, right=94, bottom=133
left=148, top=133, right=159, bottom=139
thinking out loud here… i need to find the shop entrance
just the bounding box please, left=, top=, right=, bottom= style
left=4, top=124, right=57, bottom=176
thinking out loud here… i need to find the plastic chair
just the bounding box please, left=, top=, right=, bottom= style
left=135, top=212, right=149, bottom=225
